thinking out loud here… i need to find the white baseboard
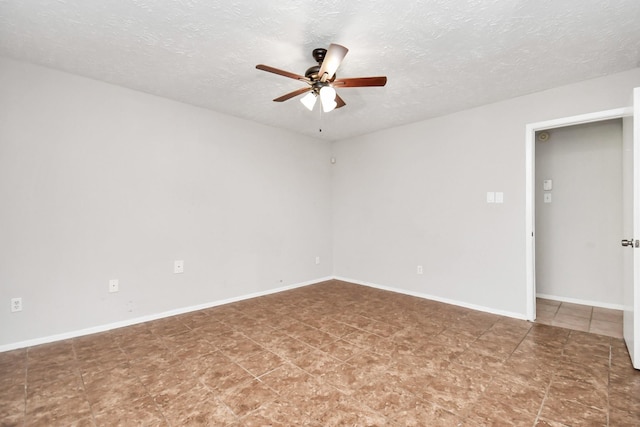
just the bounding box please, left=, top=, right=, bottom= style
left=0, top=276, right=333, bottom=353
left=536, top=293, right=624, bottom=311
left=2, top=275, right=534, bottom=353
left=334, top=276, right=528, bottom=321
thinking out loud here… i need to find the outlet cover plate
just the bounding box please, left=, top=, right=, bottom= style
left=174, top=260, right=184, bottom=274
left=109, top=279, right=119, bottom=293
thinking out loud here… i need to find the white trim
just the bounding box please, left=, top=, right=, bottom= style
left=525, top=107, right=631, bottom=322
left=0, top=276, right=333, bottom=353
left=335, top=276, right=528, bottom=321
left=536, top=293, right=624, bottom=311
left=525, top=124, right=535, bottom=321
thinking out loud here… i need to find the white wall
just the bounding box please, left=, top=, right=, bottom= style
left=535, top=120, right=623, bottom=307
left=0, top=57, right=333, bottom=348
left=332, top=68, right=640, bottom=318
left=2, top=56, right=640, bottom=350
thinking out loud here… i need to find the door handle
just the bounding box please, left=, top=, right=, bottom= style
left=621, top=239, right=639, bottom=248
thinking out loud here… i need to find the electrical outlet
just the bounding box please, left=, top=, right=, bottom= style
left=11, top=297, right=22, bottom=312
left=174, top=260, right=184, bottom=274
left=109, top=279, right=119, bottom=293
left=315, top=256, right=320, bottom=265
left=417, top=265, right=424, bottom=275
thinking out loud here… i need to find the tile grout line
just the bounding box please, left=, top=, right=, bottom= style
left=21, top=349, right=27, bottom=425
left=533, top=377, right=553, bottom=426
left=71, top=339, right=97, bottom=426
left=607, top=343, right=612, bottom=427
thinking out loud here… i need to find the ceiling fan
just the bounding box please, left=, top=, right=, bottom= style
left=256, top=43, right=387, bottom=113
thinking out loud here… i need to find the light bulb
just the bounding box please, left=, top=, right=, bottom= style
left=320, top=86, right=337, bottom=113
left=300, top=92, right=317, bottom=111
left=322, top=100, right=337, bottom=113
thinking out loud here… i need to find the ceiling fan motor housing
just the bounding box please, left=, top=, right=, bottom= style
left=305, top=65, right=321, bottom=79
left=305, top=67, right=337, bottom=82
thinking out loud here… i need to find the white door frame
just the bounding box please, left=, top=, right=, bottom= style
left=525, top=107, right=632, bottom=321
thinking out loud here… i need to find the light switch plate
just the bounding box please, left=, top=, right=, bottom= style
left=544, top=193, right=552, bottom=203
left=543, top=180, right=553, bottom=191
left=486, top=192, right=495, bottom=203
left=495, top=192, right=504, bottom=203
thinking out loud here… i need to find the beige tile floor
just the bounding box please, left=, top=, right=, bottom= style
left=535, top=298, right=624, bottom=338
left=1, top=280, right=639, bottom=426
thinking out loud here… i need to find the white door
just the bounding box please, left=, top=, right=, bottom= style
left=622, top=87, right=640, bottom=369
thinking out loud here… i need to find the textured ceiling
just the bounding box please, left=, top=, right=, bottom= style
left=1, top=0, right=639, bottom=141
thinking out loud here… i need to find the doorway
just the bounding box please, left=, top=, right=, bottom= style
left=533, top=120, right=624, bottom=337
left=524, top=108, right=630, bottom=321
left=535, top=120, right=623, bottom=307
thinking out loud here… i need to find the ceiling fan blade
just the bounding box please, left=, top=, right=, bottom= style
left=273, top=87, right=312, bottom=102
left=332, top=76, right=387, bottom=88
left=256, top=64, right=309, bottom=82
left=335, top=93, right=346, bottom=109
left=318, top=44, right=348, bottom=82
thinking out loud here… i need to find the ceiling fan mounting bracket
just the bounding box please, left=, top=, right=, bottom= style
left=312, top=48, right=327, bottom=64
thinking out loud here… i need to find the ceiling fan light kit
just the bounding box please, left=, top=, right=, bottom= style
left=256, top=43, right=387, bottom=112
left=300, top=92, right=317, bottom=111
left=300, top=86, right=337, bottom=112
left=320, top=86, right=337, bottom=112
